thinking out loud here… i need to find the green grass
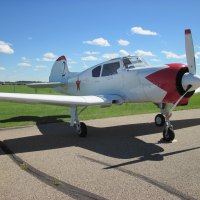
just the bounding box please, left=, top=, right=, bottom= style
left=0, top=85, right=199, bottom=127
left=0, top=84, right=60, bottom=94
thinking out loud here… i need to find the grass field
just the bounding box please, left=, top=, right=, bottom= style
left=0, top=85, right=199, bottom=127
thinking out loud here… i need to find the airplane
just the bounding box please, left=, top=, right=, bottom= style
left=0, top=29, right=200, bottom=142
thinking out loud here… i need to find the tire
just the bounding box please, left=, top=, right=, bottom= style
left=155, top=114, right=165, bottom=127
left=78, top=122, right=87, bottom=137
left=163, top=128, right=175, bottom=142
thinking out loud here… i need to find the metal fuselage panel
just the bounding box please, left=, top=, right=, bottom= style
left=56, top=63, right=168, bottom=103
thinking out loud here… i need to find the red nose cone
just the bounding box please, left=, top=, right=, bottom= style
left=56, top=55, right=66, bottom=61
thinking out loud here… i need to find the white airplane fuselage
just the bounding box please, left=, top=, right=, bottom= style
left=54, top=56, right=196, bottom=106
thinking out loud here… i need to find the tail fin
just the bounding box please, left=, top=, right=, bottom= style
left=49, top=55, right=70, bottom=82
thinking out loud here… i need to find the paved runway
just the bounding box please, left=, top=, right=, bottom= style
left=0, top=109, right=200, bottom=200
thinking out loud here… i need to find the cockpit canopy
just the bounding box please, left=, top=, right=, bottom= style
left=91, top=55, right=149, bottom=78
left=123, top=56, right=149, bottom=69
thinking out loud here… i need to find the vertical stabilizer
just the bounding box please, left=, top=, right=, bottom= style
left=49, top=55, right=69, bottom=82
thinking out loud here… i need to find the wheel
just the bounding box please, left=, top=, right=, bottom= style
left=78, top=122, right=87, bottom=137
left=163, top=127, right=175, bottom=142
left=155, top=114, right=165, bottom=127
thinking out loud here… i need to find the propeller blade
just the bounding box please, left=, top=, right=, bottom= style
left=185, top=29, right=196, bottom=74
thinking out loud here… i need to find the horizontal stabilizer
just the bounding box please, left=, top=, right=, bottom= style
left=27, top=82, right=65, bottom=88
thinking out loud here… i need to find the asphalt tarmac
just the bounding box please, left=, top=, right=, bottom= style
left=0, top=109, right=200, bottom=200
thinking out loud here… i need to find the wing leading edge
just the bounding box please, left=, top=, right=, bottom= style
left=0, top=92, right=124, bottom=106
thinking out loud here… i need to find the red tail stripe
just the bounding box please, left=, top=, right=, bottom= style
left=56, top=55, right=66, bottom=61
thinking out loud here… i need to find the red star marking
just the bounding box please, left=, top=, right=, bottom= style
left=76, top=79, right=81, bottom=91
left=146, top=64, right=188, bottom=104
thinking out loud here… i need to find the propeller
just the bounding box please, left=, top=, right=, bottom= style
left=182, top=29, right=200, bottom=92
left=185, top=29, right=196, bottom=74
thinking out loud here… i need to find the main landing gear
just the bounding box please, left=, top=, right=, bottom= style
left=70, top=106, right=87, bottom=137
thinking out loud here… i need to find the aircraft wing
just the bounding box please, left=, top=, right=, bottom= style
left=0, top=93, right=123, bottom=106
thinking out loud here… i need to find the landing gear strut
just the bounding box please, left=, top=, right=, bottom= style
left=155, top=85, right=192, bottom=142
left=163, top=127, right=175, bottom=142
left=162, top=114, right=175, bottom=142
left=154, top=106, right=175, bottom=142
left=70, top=106, right=87, bottom=137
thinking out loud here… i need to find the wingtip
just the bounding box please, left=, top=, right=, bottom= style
left=56, top=55, right=66, bottom=61
left=185, top=29, right=191, bottom=34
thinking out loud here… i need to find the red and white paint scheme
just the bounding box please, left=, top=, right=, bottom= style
left=0, top=29, right=200, bottom=141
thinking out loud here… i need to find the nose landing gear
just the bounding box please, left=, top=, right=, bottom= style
left=155, top=114, right=165, bottom=127
left=162, top=114, right=175, bottom=142
left=163, top=127, right=175, bottom=142
left=155, top=85, right=192, bottom=142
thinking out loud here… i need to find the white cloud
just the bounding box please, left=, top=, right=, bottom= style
left=27, top=36, right=32, bottom=40
left=34, top=65, right=48, bottom=71
left=43, top=52, right=57, bottom=62
left=102, top=53, right=118, bottom=59
left=0, top=40, right=14, bottom=54
left=131, top=27, right=158, bottom=36
left=81, top=62, right=90, bottom=69
left=119, top=49, right=129, bottom=56
left=83, top=38, right=110, bottom=47
left=21, top=56, right=30, bottom=62
left=161, top=51, right=185, bottom=59
left=81, top=56, right=98, bottom=61
left=0, top=67, right=6, bottom=70
left=135, top=50, right=155, bottom=57
left=195, top=52, right=200, bottom=59
left=68, top=60, right=77, bottom=64
left=35, top=65, right=48, bottom=69
left=84, top=51, right=100, bottom=55
left=18, top=57, right=31, bottom=67
left=67, top=58, right=77, bottom=68
left=196, top=45, right=200, bottom=49
left=118, top=39, right=130, bottom=46
left=18, top=62, right=32, bottom=67
left=102, top=50, right=129, bottom=60
left=150, top=58, right=161, bottom=62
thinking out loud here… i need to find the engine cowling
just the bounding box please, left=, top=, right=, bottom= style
left=146, top=63, right=195, bottom=106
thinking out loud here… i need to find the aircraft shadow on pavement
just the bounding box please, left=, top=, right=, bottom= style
left=1, top=115, right=200, bottom=159
left=0, top=115, right=69, bottom=124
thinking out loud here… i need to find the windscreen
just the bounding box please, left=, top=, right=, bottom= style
left=123, top=56, right=148, bottom=69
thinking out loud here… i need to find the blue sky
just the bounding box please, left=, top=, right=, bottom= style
left=0, top=0, right=200, bottom=81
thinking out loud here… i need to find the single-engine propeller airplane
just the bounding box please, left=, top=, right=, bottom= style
left=0, top=29, right=200, bottom=142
